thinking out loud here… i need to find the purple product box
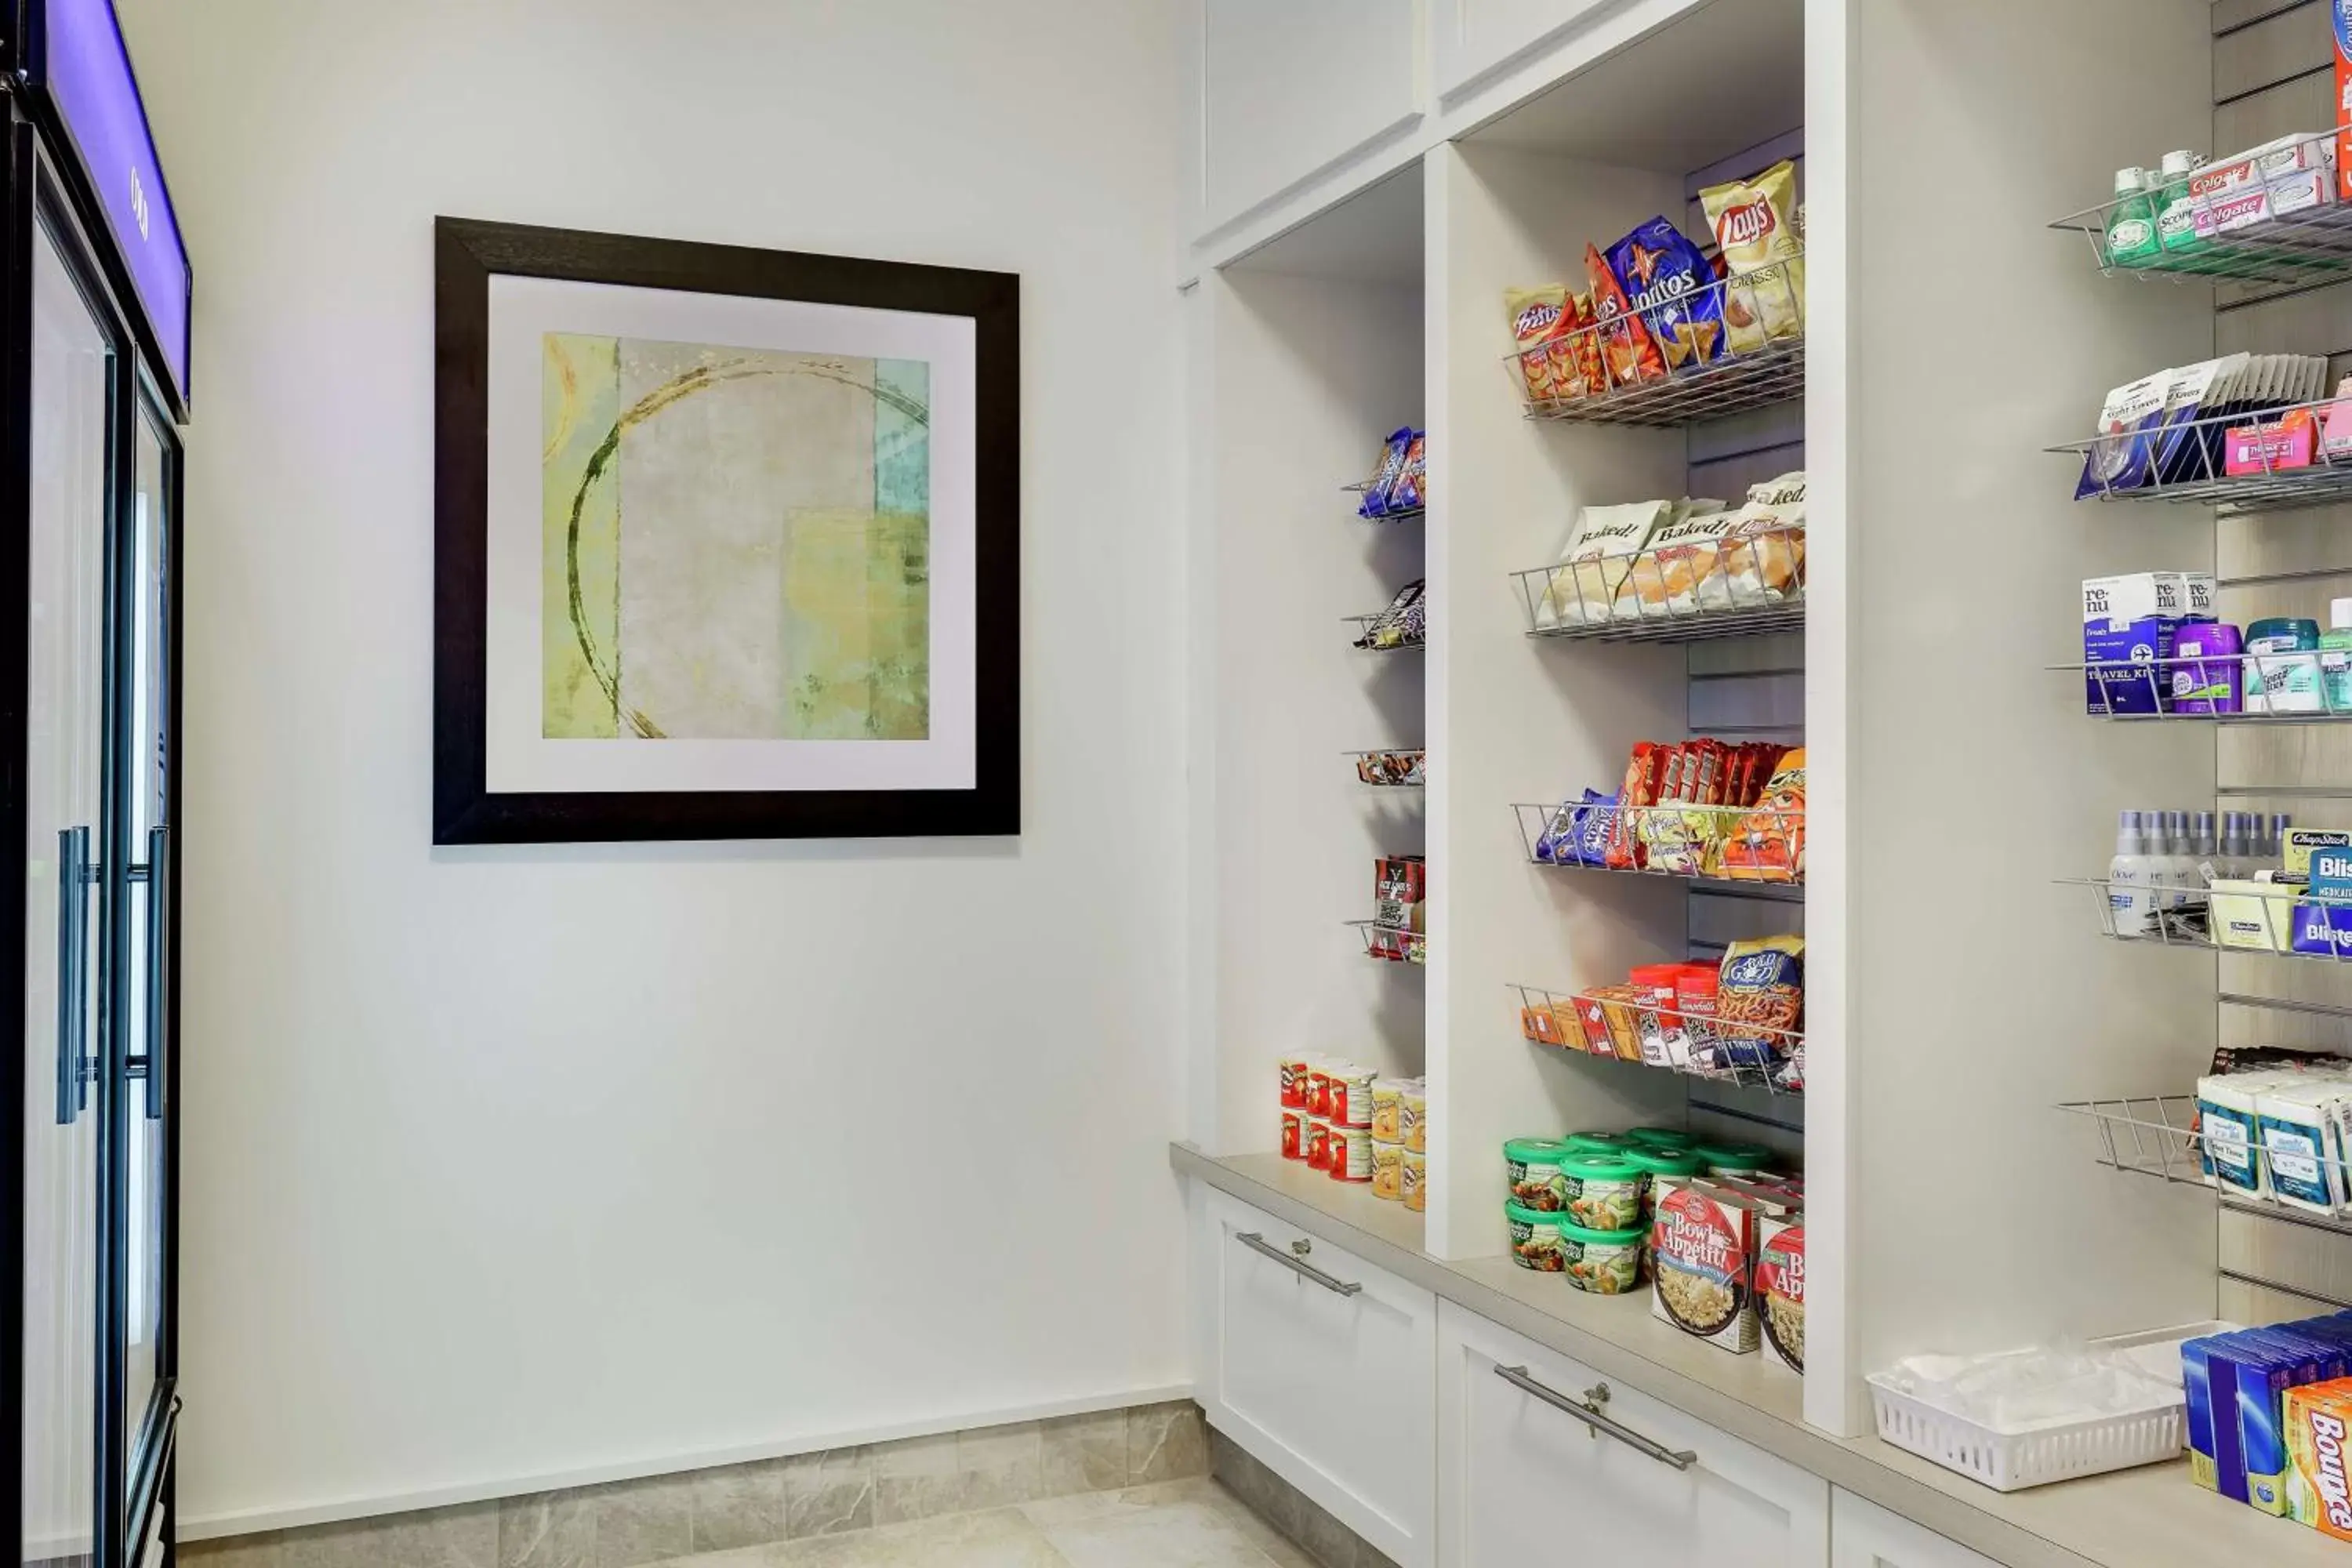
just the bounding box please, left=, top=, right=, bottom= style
left=2085, top=615, right=2181, bottom=715
left=2173, top=622, right=2245, bottom=714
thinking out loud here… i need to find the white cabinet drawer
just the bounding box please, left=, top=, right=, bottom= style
left=1831, top=1491, right=2001, bottom=1568
left=1198, top=1188, right=1436, bottom=1567
left=1436, top=1300, right=1828, bottom=1567
left=1430, top=0, right=1618, bottom=98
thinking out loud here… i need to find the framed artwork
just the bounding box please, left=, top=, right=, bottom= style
left=432, top=217, right=1019, bottom=844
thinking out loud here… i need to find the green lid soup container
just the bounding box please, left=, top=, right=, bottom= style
left=1556, top=1220, right=1643, bottom=1295
left=1505, top=1200, right=1566, bottom=1272
left=1565, top=1130, right=1639, bottom=1157
left=1624, top=1127, right=1693, bottom=1149
left=1625, top=1147, right=1706, bottom=1224
left=1557, top=1154, right=1646, bottom=1232
left=1697, top=1141, right=1775, bottom=1177
left=1504, top=1138, right=1573, bottom=1212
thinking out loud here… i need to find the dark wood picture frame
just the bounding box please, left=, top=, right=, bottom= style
left=432, top=217, right=1020, bottom=844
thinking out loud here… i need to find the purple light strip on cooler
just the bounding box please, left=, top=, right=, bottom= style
left=38, top=0, right=192, bottom=408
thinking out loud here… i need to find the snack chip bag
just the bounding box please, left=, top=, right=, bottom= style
left=1542, top=500, right=1669, bottom=626
left=1716, top=935, right=1804, bottom=1061
left=1607, top=217, right=1726, bottom=370
left=1359, top=427, right=1414, bottom=517
left=1722, top=749, right=1806, bottom=884
left=1388, top=432, right=1428, bottom=512
left=1586, top=245, right=1667, bottom=387
left=1719, top=473, right=1806, bottom=604
left=1504, top=286, right=1570, bottom=405
left=1559, top=292, right=1609, bottom=401
left=1605, top=743, right=1668, bottom=870
left=1701, top=160, right=1806, bottom=343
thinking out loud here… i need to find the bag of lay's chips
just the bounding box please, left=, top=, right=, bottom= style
left=1606, top=217, right=1725, bottom=371
left=1701, top=159, right=1806, bottom=346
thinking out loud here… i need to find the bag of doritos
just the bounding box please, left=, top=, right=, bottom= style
left=1607, top=217, right=1725, bottom=371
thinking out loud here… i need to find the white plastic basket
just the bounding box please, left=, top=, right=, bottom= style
left=1864, top=1323, right=2234, bottom=1493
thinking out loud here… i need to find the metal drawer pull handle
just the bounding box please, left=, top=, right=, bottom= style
left=1236, top=1231, right=1363, bottom=1296
left=1495, top=1365, right=1697, bottom=1471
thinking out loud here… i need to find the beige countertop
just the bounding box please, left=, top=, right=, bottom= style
left=1172, top=1143, right=2347, bottom=1568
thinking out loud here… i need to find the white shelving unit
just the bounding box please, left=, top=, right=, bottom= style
left=1178, top=2, right=2352, bottom=1553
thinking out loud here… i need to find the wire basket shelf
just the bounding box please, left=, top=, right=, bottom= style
left=2053, top=392, right=2352, bottom=515
left=1349, top=919, right=1426, bottom=965
left=1512, top=981, right=1804, bottom=1097
left=2059, top=1094, right=2352, bottom=1239
left=1341, top=480, right=1425, bottom=524
left=1350, top=749, right=1427, bottom=787
left=1345, top=612, right=1425, bottom=653
left=1503, top=255, right=1805, bottom=427
left=1512, top=802, right=1802, bottom=894
left=2057, top=652, right=2352, bottom=722
left=2050, top=131, right=2352, bottom=291
left=2065, top=876, right=2352, bottom=964
left=1512, top=526, right=1804, bottom=643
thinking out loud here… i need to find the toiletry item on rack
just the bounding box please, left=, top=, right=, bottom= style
left=2173, top=621, right=2244, bottom=714
left=2246, top=617, right=2325, bottom=715
left=2320, top=599, right=2352, bottom=712
left=2105, top=168, right=2158, bottom=267
left=2108, top=811, right=2159, bottom=937
left=2083, top=572, right=2217, bottom=715
left=2076, top=356, right=2331, bottom=499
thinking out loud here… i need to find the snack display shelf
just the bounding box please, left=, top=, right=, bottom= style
left=2053, top=394, right=2352, bottom=516
left=2063, top=876, right=2352, bottom=963
left=2049, top=132, right=2352, bottom=291
left=1510, top=801, right=1804, bottom=898
left=2059, top=1094, right=2352, bottom=1249
left=1349, top=748, right=1426, bottom=788
left=1511, top=529, right=1805, bottom=645
left=1345, top=612, right=1425, bottom=653
left=1341, top=480, right=1424, bottom=524
left=1348, top=919, right=1426, bottom=964
left=2056, top=654, right=2352, bottom=722
left=1504, top=255, right=1806, bottom=429
left=1512, top=980, right=1804, bottom=1098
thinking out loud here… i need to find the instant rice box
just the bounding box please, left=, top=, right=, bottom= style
left=1650, top=1175, right=1761, bottom=1354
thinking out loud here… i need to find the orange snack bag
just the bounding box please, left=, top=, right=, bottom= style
left=1586, top=245, right=1666, bottom=388
left=1504, top=286, right=1570, bottom=405
left=1722, top=748, right=1806, bottom=883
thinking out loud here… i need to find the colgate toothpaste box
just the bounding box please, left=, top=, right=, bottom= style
left=2288, top=1379, right=2352, bottom=1539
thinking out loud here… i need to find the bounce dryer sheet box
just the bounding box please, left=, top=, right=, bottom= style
left=2290, top=1379, right=2352, bottom=1538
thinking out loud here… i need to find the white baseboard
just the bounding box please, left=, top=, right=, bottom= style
left=176, top=1381, right=1197, bottom=1543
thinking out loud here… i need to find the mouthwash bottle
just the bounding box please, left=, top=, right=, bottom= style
left=2106, top=168, right=2160, bottom=270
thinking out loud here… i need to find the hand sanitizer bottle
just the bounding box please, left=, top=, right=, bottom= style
left=2110, top=811, right=2158, bottom=936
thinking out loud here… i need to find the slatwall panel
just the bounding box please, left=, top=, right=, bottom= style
left=1676, top=129, right=1806, bottom=1147
left=2207, top=0, right=2352, bottom=1322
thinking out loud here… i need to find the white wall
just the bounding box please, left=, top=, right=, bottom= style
left=115, top=0, right=1187, bottom=1533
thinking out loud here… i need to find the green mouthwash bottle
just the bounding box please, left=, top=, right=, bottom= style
left=2151, top=150, right=2211, bottom=272
left=2106, top=166, right=2160, bottom=270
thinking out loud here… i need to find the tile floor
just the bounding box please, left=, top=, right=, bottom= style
left=635, top=1478, right=1312, bottom=1568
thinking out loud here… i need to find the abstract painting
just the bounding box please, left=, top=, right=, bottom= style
left=434, top=220, right=1019, bottom=844
left=539, top=336, right=932, bottom=743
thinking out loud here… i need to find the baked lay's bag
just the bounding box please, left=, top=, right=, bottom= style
left=1701, top=160, right=1806, bottom=344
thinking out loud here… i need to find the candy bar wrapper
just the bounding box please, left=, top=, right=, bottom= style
left=1388, top=432, right=1428, bottom=511
left=1607, top=217, right=1726, bottom=371
left=1585, top=245, right=1667, bottom=387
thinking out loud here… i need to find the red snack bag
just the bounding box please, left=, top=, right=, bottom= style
left=1586, top=245, right=1667, bottom=388
left=1605, top=742, right=1668, bottom=869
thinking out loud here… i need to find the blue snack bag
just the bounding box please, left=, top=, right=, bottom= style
left=1359, top=427, right=1413, bottom=518
left=1606, top=218, right=1726, bottom=372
